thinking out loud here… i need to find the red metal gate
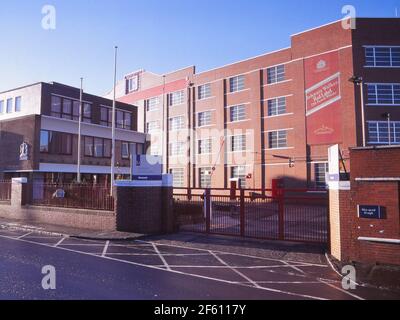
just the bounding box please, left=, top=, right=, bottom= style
left=174, top=188, right=328, bottom=244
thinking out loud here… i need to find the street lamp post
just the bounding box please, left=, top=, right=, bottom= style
left=77, top=78, right=83, bottom=183
left=382, top=112, right=392, bottom=146
left=110, top=46, right=118, bottom=195
left=349, top=76, right=366, bottom=147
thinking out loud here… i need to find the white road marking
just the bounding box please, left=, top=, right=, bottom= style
left=0, top=232, right=332, bottom=300
left=281, top=260, right=306, bottom=274
left=135, top=239, right=328, bottom=268
left=152, top=242, right=171, bottom=271
left=106, top=253, right=212, bottom=257
left=318, top=279, right=364, bottom=300
left=102, top=241, right=110, bottom=257
left=53, top=237, right=67, bottom=248
left=17, top=232, right=33, bottom=239
left=209, top=251, right=262, bottom=289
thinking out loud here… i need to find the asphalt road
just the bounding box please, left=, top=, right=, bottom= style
left=0, top=228, right=398, bottom=300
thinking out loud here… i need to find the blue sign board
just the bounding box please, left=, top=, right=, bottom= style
left=358, top=205, right=384, bottom=220
left=132, top=175, right=163, bottom=181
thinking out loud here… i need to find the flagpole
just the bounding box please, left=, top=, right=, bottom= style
left=77, top=77, right=83, bottom=183
left=110, top=46, right=118, bottom=195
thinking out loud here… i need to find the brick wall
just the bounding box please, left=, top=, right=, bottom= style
left=330, top=146, right=400, bottom=266
left=115, top=186, right=175, bottom=234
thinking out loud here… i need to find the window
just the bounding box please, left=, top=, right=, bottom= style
left=51, top=96, right=92, bottom=122
left=40, top=130, right=72, bottom=155
left=267, top=97, right=286, bottom=116
left=198, top=138, right=212, bottom=154
left=51, top=96, right=61, bottom=117
left=84, top=136, right=111, bottom=158
left=231, top=166, right=246, bottom=188
left=72, top=101, right=80, bottom=121
left=267, top=65, right=285, bottom=84
left=83, top=103, right=92, bottom=123
left=6, top=98, right=13, bottom=113
left=15, top=96, right=21, bottom=112
left=149, top=144, right=161, bottom=156
left=199, top=167, right=212, bottom=188
left=115, top=110, right=132, bottom=129
left=0, top=100, right=4, bottom=114
left=198, top=84, right=211, bottom=100
left=146, top=97, right=160, bottom=112
left=121, top=142, right=131, bottom=159
left=230, top=105, right=246, bottom=122
left=169, top=116, right=185, bottom=131
left=229, top=75, right=245, bottom=93
left=169, top=142, right=185, bottom=156
left=315, top=163, right=328, bottom=189
left=268, top=130, right=288, bottom=149
left=231, top=135, right=246, bottom=152
left=100, top=106, right=112, bottom=127
left=367, top=83, right=400, bottom=105
left=127, top=76, right=139, bottom=93
left=40, top=130, right=50, bottom=153
left=169, top=90, right=185, bottom=106
left=146, top=121, right=160, bottom=133
left=198, top=111, right=212, bottom=127
left=368, top=121, right=400, bottom=145
left=170, top=168, right=184, bottom=187
left=365, top=46, right=400, bottom=67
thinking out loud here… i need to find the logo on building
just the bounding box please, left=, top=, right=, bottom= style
left=125, top=70, right=143, bottom=93
left=19, top=142, right=29, bottom=161
left=316, top=59, right=327, bottom=71
left=314, top=125, right=334, bottom=136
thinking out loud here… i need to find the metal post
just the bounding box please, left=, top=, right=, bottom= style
left=278, top=193, right=284, bottom=241
left=205, top=188, right=211, bottom=234
left=359, top=82, right=366, bottom=147
left=387, top=113, right=391, bottom=146
left=110, top=46, right=118, bottom=195
left=240, top=189, right=245, bottom=237
left=77, top=77, right=83, bottom=183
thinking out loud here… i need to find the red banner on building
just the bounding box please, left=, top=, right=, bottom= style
left=305, top=52, right=342, bottom=145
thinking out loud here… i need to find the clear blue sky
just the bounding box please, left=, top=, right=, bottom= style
left=0, top=0, right=399, bottom=95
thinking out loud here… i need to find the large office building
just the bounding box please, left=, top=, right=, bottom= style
left=0, top=82, right=147, bottom=184
left=109, top=18, right=400, bottom=189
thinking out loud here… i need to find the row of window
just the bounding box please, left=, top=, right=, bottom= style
left=368, top=121, right=400, bottom=145
left=0, top=96, right=22, bottom=114
left=144, top=65, right=287, bottom=112
left=170, top=164, right=329, bottom=189
left=50, top=96, right=132, bottom=130
left=365, top=46, right=400, bottom=68
left=40, top=130, right=144, bottom=158
left=147, top=98, right=287, bottom=133
left=367, top=83, right=400, bottom=106
left=169, top=166, right=247, bottom=188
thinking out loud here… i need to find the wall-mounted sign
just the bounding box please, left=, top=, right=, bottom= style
left=358, top=205, right=385, bottom=220
left=19, top=142, right=29, bottom=161
left=132, top=155, right=162, bottom=181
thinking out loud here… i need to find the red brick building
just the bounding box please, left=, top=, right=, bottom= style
left=109, top=18, right=400, bottom=189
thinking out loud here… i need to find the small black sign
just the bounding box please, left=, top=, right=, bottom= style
left=358, top=205, right=384, bottom=220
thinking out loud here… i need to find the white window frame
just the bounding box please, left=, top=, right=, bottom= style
left=169, top=116, right=185, bottom=131
left=197, top=110, right=212, bottom=127
left=229, top=104, right=246, bottom=122
left=146, top=121, right=160, bottom=134
left=229, top=75, right=245, bottom=93
left=367, top=121, right=400, bottom=145
left=267, top=97, right=286, bottom=116
left=169, top=142, right=186, bottom=156
left=146, top=97, right=160, bottom=112
left=366, top=83, right=400, bottom=106
left=198, top=83, right=212, bottom=100
left=364, top=46, right=400, bottom=68
left=266, top=65, right=285, bottom=84
left=198, top=138, right=213, bottom=155
left=170, top=168, right=185, bottom=187
left=169, top=90, right=185, bottom=107
left=230, top=134, right=246, bottom=152
left=268, top=129, right=288, bottom=149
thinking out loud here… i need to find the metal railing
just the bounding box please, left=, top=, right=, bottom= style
left=0, top=181, right=11, bottom=201
left=29, top=183, right=115, bottom=211
left=174, top=187, right=328, bottom=244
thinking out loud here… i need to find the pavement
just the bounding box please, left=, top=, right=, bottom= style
left=0, top=220, right=399, bottom=300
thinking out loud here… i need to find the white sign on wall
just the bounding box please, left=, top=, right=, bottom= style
left=132, top=155, right=162, bottom=180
